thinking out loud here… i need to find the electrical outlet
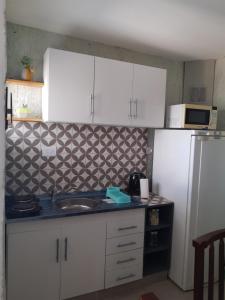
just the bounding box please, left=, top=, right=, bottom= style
left=146, top=147, right=152, bottom=155
left=41, top=144, right=56, bottom=157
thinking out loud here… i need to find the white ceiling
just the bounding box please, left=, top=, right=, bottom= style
left=6, top=0, right=225, bottom=61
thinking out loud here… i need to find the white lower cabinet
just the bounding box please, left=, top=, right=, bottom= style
left=105, top=208, right=145, bottom=289
left=60, top=216, right=106, bottom=299
left=7, top=227, right=61, bottom=300
left=7, top=208, right=145, bottom=300
left=7, top=215, right=105, bottom=300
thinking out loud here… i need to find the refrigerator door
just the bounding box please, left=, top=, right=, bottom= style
left=153, top=130, right=192, bottom=289
left=183, top=135, right=225, bottom=290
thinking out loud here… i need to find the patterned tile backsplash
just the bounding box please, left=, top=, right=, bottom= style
left=6, top=122, right=148, bottom=196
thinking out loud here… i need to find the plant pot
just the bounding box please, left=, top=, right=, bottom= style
left=21, top=67, right=32, bottom=81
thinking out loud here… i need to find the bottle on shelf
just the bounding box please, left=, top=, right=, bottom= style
left=149, top=231, right=158, bottom=248
left=150, top=209, right=159, bottom=225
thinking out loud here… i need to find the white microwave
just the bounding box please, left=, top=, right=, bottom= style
left=166, top=104, right=217, bottom=129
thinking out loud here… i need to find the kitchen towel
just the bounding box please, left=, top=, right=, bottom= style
left=140, top=178, right=149, bottom=199
left=106, top=187, right=131, bottom=203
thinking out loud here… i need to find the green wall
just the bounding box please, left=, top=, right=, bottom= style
left=7, top=22, right=184, bottom=108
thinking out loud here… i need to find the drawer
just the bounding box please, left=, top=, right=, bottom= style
left=106, top=248, right=143, bottom=271
left=107, top=208, right=145, bottom=238
left=106, top=233, right=144, bottom=255
left=105, top=264, right=143, bottom=289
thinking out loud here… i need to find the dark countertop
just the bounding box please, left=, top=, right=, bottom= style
left=6, top=190, right=146, bottom=224
left=5, top=191, right=173, bottom=224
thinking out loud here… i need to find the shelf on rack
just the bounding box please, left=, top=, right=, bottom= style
left=143, top=262, right=168, bottom=276
left=6, top=79, right=44, bottom=88
left=144, top=245, right=169, bottom=255
left=10, top=117, right=42, bottom=123
left=143, top=249, right=170, bottom=276
left=145, top=224, right=171, bottom=232
left=143, top=201, right=173, bottom=276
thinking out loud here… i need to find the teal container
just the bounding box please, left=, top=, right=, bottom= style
left=106, top=187, right=131, bottom=203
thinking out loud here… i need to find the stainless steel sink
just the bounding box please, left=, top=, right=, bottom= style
left=54, top=198, right=102, bottom=211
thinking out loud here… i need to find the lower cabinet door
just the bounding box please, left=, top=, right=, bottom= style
left=61, top=215, right=106, bottom=299
left=7, top=229, right=61, bottom=300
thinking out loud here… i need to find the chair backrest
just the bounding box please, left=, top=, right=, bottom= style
left=193, top=229, right=225, bottom=300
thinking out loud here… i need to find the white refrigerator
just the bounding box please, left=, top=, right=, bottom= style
left=0, top=0, right=6, bottom=298
left=152, top=129, right=225, bottom=291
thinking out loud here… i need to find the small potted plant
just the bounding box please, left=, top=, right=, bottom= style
left=21, top=56, right=33, bottom=81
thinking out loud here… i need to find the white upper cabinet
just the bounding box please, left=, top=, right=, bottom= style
left=43, top=48, right=166, bottom=127
left=43, top=48, right=94, bottom=123
left=94, top=57, right=133, bottom=126
left=131, top=64, right=167, bottom=128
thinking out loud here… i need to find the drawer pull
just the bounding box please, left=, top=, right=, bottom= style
left=117, top=242, right=136, bottom=248
left=117, top=257, right=136, bottom=264
left=64, top=237, right=68, bottom=261
left=116, top=273, right=135, bottom=281
left=118, top=225, right=137, bottom=231
left=56, top=238, right=59, bottom=263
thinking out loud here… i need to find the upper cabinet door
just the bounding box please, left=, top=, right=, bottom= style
left=94, top=57, right=133, bottom=126
left=131, top=64, right=167, bottom=128
left=43, top=48, right=94, bottom=123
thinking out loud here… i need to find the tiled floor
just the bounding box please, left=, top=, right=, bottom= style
left=71, top=275, right=193, bottom=300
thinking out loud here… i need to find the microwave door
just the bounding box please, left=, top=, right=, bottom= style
left=185, top=108, right=210, bottom=127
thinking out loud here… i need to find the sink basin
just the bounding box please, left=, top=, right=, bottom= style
left=54, top=198, right=103, bottom=211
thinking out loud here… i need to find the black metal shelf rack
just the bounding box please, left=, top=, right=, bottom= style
left=143, top=202, right=174, bottom=276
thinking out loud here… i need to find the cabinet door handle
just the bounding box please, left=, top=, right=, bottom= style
left=128, top=99, right=132, bottom=118
left=64, top=237, right=68, bottom=261
left=5, top=88, right=13, bottom=129
left=117, top=257, right=136, bottom=265
left=118, top=225, right=137, bottom=231
left=92, top=94, right=95, bottom=116
left=116, top=273, right=135, bottom=281
left=10, top=93, right=13, bottom=124
left=135, top=99, right=138, bottom=119
left=5, top=87, right=8, bottom=130
left=90, top=94, right=93, bottom=116
left=117, top=242, right=136, bottom=248
left=56, top=239, right=59, bottom=263
left=90, top=94, right=94, bottom=116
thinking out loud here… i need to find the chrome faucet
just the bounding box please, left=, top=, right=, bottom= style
left=50, top=185, right=78, bottom=204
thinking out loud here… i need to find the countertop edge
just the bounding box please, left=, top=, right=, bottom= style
left=6, top=202, right=147, bottom=224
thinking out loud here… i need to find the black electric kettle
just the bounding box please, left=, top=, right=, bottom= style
left=128, top=172, right=146, bottom=195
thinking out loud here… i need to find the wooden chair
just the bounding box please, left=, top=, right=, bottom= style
left=140, top=292, right=159, bottom=300
left=193, top=228, right=225, bottom=300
